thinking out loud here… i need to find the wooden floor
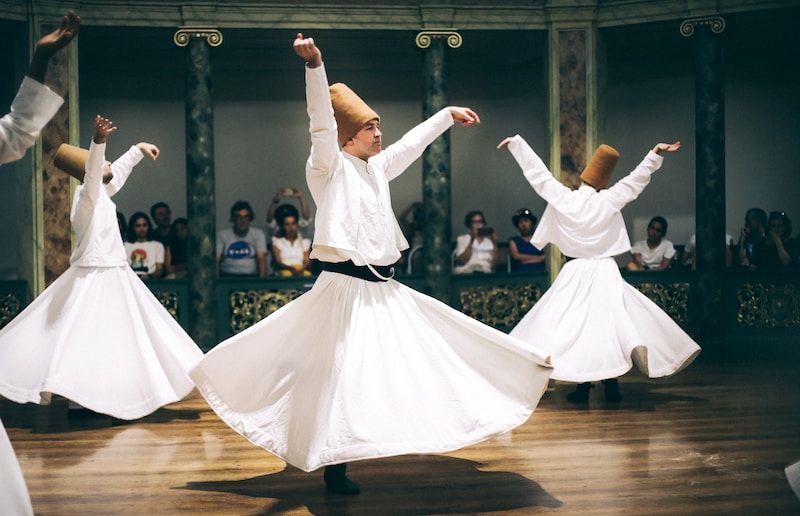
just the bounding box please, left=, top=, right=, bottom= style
left=3, top=362, right=799, bottom=515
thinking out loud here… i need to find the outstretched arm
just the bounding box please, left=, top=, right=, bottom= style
left=295, top=33, right=341, bottom=181
left=499, top=135, right=573, bottom=208
left=26, top=11, right=81, bottom=85
left=105, top=142, right=157, bottom=196
left=84, top=115, right=116, bottom=201
left=603, top=142, right=678, bottom=211
left=381, top=106, right=478, bottom=181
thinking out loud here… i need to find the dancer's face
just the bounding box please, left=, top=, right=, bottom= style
left=345, top=119, right=382, bottom=160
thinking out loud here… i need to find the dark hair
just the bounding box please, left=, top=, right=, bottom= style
left=172, top=217, right=188, bottom=229
left=116, top=211, right=126, bottom=239
left=746, top=208, right=767, bottom=227
left=230, top=200, right=254, bottom=221
left=275, top=204, right=300, bottom=227
left=648, top=216, right=668, bottom=237
left=768, top=211, right=792, bottom=240
left=149, top=201, right=170, bottom=219
left=512, top=208, right=537, bottom=227
left=126, top=211, right=154, bottom=242
left=464, top=210, right=486, bottom=228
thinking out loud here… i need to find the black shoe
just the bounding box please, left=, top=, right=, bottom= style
left=324, top=464, right=361, bottom=495
left=566, top=382, right=593, bottom=403
left=602, top=379, right=621, bottom=403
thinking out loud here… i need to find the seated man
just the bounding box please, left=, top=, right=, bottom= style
left=217, top=200, right=268, bottom=277
left=627, top=216, right=675, bottom=271
left=508, top=208, right=545, bottom=272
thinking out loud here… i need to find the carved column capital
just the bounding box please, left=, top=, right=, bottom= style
left=415, top=30, right=462, bottom=49
left=680, top=16, right=726, bottom=37
left=173, top=27, right=223, bottom=47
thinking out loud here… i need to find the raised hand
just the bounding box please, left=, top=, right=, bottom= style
left=35, top=11, right=81, bottom=58
left=136, top=142, right=160, bottom=160
left=652, top=141, right=681, bottom=155
left=93, top=115, right=117, bottom=144
left=497, top=137, right=514, bottom=150
left=293, top=33, right=322, bottom=68
left=448, top=106, right=480, bottom=127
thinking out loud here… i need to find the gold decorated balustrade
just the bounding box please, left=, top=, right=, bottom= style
left=632, top=282, right=691, bottom=328
left=229, top=288, right=304, bottom=334
left=736, top=283, right=800, bottom=328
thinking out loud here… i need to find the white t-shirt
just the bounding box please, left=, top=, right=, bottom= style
left=272, top=236, right=311, bottom=268
left=631, top=239, right=676, bottom=270
left=453, top=234, right=495, bottom=274
left=124, top=240, right=165, bottom=276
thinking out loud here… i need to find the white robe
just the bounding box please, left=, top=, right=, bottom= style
left=0, top=75, right=61, bottom=516
left=190, top=64, right=553, bottom=472
left=506, top=135, right=700, bottom=382
left=0, top=141, right=203, bottom=419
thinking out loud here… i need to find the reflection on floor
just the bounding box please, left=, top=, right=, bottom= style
left=3, top=362, right=799, bottom=515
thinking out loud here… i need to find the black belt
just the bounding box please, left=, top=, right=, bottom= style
left=321, top=260, right=394, bottom=282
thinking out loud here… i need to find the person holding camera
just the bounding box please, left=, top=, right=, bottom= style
left=454, top=210, right=498, bottom=274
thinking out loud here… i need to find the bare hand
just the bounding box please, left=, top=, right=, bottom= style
left=293, top=33, right=322, bottom=68
left=448, top=106, right=480, bottom=127
left=35, top=11, right=81, bottom=58
left=93, top=115, right=117, bottom=143
left=497, top=137, right=514, bottom=150
left=652, top=141, right=681, bottom=154
left=136, top=142, right=160, bottom=160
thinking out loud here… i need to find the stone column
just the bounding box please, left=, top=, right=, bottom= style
left=681, top=16, right=726, bottom=350
left=416, top=30, right=461, bottom=303
left=547, top=23, right=598, bottom=282
left=174, top=28, right=222, bottom=351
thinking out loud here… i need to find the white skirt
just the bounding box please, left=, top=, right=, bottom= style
left=191, top=271, right=552, bottom=472
left=0, top=419, right=33, bottom=516
left=510, top=258, right=701, bottom=383
left=0, top=266, right=203, bottom=420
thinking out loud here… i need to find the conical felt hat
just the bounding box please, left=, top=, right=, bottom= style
left=329, top=83, right=379, bottom=147
left=579, top=144, right=620, bottom=190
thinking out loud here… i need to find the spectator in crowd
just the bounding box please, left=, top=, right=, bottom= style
left=150, top=201, right=172, bottom=246
left=509, top=208, right=545, bottom=272
left=116, top=211, right=126, bottom=240
left=217, top=200, right=268, bottom=277
left=272, top=205, right=312, bottom=276
left=267, top=187, right=312, bottom=238
left=397, top=201, right=424, bottom=273
left=124, top=212, right=165, bottom=279
left=751, top=211, right=798, bottom=270
left=627, top=216, right=675, bottom=271
left=737, top=207, right=767, bottom=268
left=683, top=232, right=734, bottom=270
left=454, top=210, right=498, bottom=274
left=167, top=217, right=188, bottom=278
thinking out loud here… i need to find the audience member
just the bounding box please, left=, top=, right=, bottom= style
left=737, top=207, right=767, bottom=268
left=124, top=212, right=165, bottom=279
left=751, top=211, right=798, bottom=270
left=627, top=216, right=675, bottom=271
left=150, top=201, right=172, bottom=246
left=508, top=208, right=545, bottom=272
left=267, top=187, right=312, bottom=238
left=217, top=200, right=268, bottom=277
left=272, top=205, right=312, bottom=276
left=454, top=210, right=498, bottom=274
left=167, top=217, right=189, bottom=278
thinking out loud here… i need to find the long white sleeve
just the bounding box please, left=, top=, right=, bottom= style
left=83, top=141, right=106, bottom=203
left=106, top=145, right=144, bottom=197
left=305, top=64, right=342, bottom=181
left=601, top=151, right=663, bottom=211
left=507, top=135, right=573, bottom=207
left=377, top=109, right=454, bottom=181
left=0, top=77, right=63, bottom=165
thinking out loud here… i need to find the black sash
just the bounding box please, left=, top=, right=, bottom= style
left=321, top=260, right=394, bottom=282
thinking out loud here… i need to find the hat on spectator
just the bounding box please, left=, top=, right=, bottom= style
left=54, top=143, right=89, bottom=181
left=580, top=144, right=619, bottom=190
left=329, top=83, right=379, bottom=147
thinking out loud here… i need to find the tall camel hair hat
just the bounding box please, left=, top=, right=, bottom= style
left=329, top=83, right=380, bottom=147
left=579, top=144, right=620, bottom=190
left=53, top=143, right=90, bottom=181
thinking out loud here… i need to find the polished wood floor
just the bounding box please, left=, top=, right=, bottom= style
left=3, top=362, right=799, bottom=515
